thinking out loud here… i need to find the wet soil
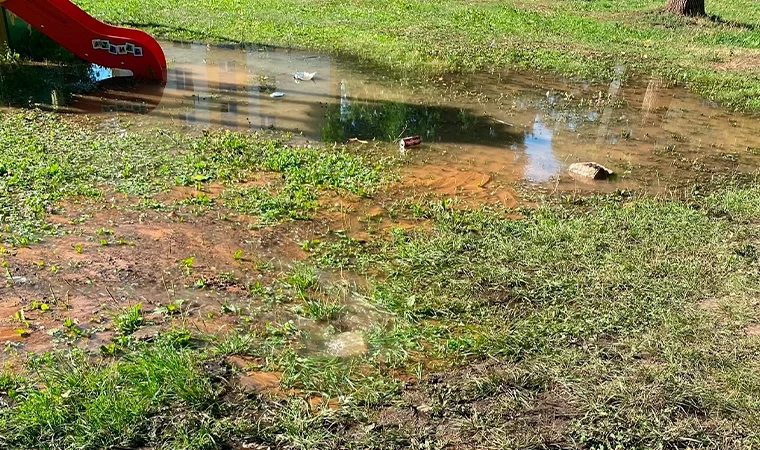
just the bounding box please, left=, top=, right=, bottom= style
left=3, top=40, right=760, bottom=448
left=369, top=361, right=576, bottom=449
left=7, top=41, right=760, bottom=359
left=0, top=177, right=408, bottom=360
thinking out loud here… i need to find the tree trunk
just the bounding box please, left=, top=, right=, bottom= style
left=665, top=0, right=705, bottom=16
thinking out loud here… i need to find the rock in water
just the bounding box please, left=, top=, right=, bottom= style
left=568, top=162, right=614, bottom=180
left=326, top=332, right=368, bottom=357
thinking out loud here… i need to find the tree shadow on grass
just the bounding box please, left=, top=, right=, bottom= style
left=708, top=15, right=760, bottom=32
left=640, top=8, right=760, bottom=32
left=628, top=7, right=758, bottom=32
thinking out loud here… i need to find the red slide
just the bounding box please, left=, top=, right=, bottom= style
left=1, top=0, right=167, bottom=83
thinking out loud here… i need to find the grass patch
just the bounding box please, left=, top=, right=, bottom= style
left=0, top=112, right=389, bottom=244
left=300, top=190, right=760, bottom=447
left=298, top=298, right=344, bottom=322
left=221, top=184, right=318, bottom=224
left=0, top=327, right=400, bottom=450
left=0, top=337, right=217, bottom=449
left=113, top=303, right=144, bottom=335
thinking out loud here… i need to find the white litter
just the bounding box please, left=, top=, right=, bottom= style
left=269, top=92, right=285, bottom=98
left=293, top=72, right=316, bottom=82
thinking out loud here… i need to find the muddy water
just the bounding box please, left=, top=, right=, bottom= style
left=67, top=41, right=760, bottom=193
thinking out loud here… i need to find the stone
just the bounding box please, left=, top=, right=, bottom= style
left=238, top=371, right=282, bottom=394
left=226, top=354, right=255, bottom=370
left=325, top=331, right=368, bottom=357
left=568, top=162, right=614, bottom=181
left=130, top=326, right=160, bottom=341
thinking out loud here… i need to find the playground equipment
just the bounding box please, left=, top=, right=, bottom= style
left=0, top=0, right=166, bottom=83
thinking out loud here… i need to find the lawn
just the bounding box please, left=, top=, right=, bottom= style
left=2, top=1, right=760, bottom=449
left=74, top=0, right=760, bottom=110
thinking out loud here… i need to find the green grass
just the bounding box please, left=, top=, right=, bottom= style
left=302, top=189, right=760, bottom=447
left=0, top=326, right=399, bottom=450
left=70, top=0, right=760, bottom=110
left=285, top=264, right=345, bottom=321
left=286, top=263, right=319, bottom=295
left=8, top=186, right=760, bottom=447
left=1, top=336, right=217, bottom=449
left=222, top=184, right=319, bottom=223
left=299, top=298, right=344, bottom=322
left=0, top=112, right=388, bottom=244
left=113, top=303, right=145, bottom=335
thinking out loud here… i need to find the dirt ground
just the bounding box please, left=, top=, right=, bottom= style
left=0, top=163, right=519, bottom=361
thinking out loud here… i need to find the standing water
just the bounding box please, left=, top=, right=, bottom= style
left=64, top=41, right=760, bottom=194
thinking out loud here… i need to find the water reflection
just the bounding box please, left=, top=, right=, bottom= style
left=20, top=40, right=760, bottom=190
left=321, top=98, right=522, bottom=146
left=71, top=42, right=526, bottom=148
left=522, top=116, right=560, bottom=182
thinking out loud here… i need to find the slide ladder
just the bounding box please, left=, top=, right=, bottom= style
left=0, top=0, right=166, bottom=83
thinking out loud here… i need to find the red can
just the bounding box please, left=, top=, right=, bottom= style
left=399, top=136, right=422, bottom=149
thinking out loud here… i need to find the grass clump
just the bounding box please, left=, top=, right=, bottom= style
left=113, top=303, right=144, bottom=335
left=222, top=184, right=318, bottom=223
left=284, top=265, right=345, bottom=321
left=0, top=113, right=388, bottom=243
left=299, top=298, right=344, bottom=322
left=0, top=338, right=216, bottom=450
left=285, top=263, right=319, bottom=295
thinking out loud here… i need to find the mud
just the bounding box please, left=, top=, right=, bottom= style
left=370, top=361, right=576, bottom=449
left=0, top=184, right=398, bottom=359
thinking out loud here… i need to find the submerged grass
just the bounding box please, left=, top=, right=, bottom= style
left=0, top=112, right=388, bottom=244
left=73, top=0, right=760, bottom=110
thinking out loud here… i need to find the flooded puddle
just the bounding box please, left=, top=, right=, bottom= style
left=5, top=41, right=760, bottom=359
left=53, top=40, right=760, bottom=193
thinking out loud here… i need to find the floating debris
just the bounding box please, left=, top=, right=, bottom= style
left=293, top=72, right=316, bottom=82
left=269, top=91, right=285, bottom=98
left=399, top=135, right=422, bottom=153
left=568, top=162, right=614, bottom=181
